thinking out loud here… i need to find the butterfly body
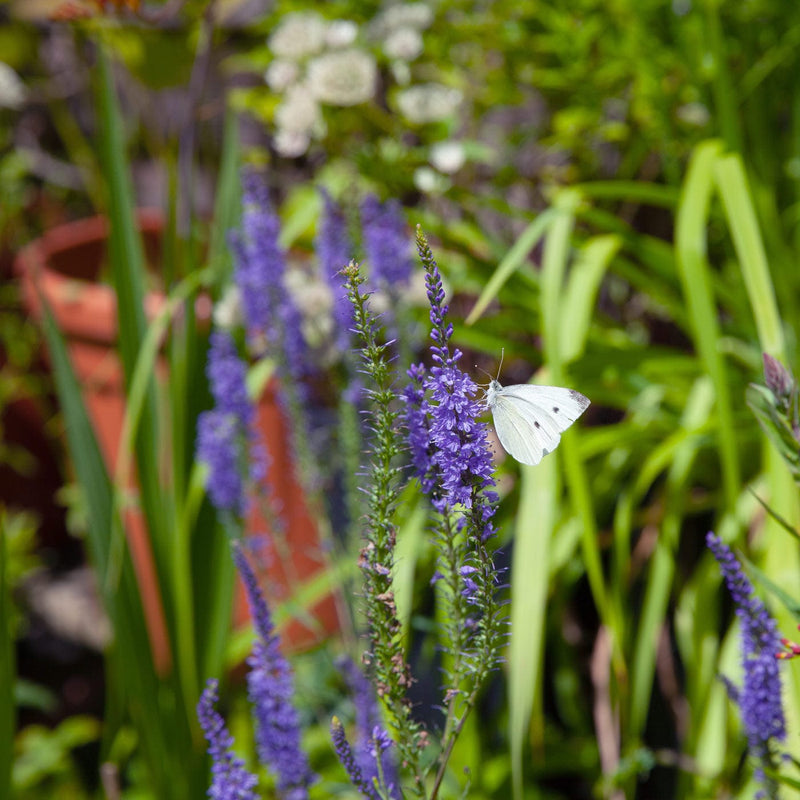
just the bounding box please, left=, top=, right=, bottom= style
left=485, top=380, right=590, bottom=465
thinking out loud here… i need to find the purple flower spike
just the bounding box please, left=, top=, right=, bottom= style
left=706, top=532, right=786, bottom=790
left=317, top=190, right=354, bottom=351
left=197, top=679, right=259, bottom=800
left=338, top=657, right=398, bottom=796
left=331, top=717, right=380, bottom=800
left=413, top=246, right=498, bottom=525
left=197, top=410, right=245, bottom=514
left=234, top=545, right=316, bottom=798
left=196, top=331, right=264, bottom=515
left=232, top=172, right=307, bottom=383
left=361, top=195, right=412, bottom=290
left=206, top=331, right=254, bottom=426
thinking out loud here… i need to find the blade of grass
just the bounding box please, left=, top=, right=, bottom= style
left=559, top=234, right=620, bottom=364
left=508, top=455, right=558, bottom=800
left=96, top=44, right=173, bottom=616
left=39, top=298, right=172, bottom=794
left=113, top=269, right=212, bottom=743
left=714, top=153, right=785, bottom=358
left=674, top=139, right=740, bottom=507
left=573, top=181, right=679, bottom=207
left=465, top=209, right=556, bottom=325
left=96, top=44, right=205, bottom=799
left=207, top=107, right=241, bottom=293
left=540, top=189, right=612, bottom=634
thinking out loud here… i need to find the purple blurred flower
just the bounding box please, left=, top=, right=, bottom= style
left=207, top=330, right=254, bottom=425
left=338, top=657, right=398, bottom=795
left=197, top=411, right=245, bottom=514
left=330, top=716, right=380, bottom=800
left=707, top=532, right=785, bottom=789
left=317, top=190, right=354, bottom=351
left=361, top=195, right=412, bottom=290
left=197, top=679, right=259, bottom=800
left=232, top=172, right=307, bottom=383
left=234, top=545, right=316, bottom=798
left=197, top=331, right=264, bottom=515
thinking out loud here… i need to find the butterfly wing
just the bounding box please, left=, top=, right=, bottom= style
left=491, top=393, right=547, bottom=465
left=490, top=384, right=590, bottom=465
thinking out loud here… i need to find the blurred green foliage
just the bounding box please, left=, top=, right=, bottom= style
left=4, top=0, right=800, bottom=797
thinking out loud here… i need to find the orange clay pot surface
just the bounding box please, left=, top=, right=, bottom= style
left=15, top=212, right=341, bottom=671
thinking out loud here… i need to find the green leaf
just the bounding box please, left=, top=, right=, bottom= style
left=465, top=209, right=556, bottom=325
left=674, top=139, right=740, bottom=506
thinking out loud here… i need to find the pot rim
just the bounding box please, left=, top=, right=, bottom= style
left=14, top=209, right=211, bottom=346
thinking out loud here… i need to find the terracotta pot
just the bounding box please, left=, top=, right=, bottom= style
left=15, top=212, right=341, bottom=670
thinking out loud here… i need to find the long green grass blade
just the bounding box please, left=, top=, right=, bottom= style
left=39, top=298, right=172, bottom=792
left=674, top=140, right=740, bottom=506
left=97, top=45, right=174, bottom=613
left=559, top=234, right=620, bottom=364
left=96, top=44, right=205, bottom=798
left=573, top=181, right=679, bottom=207
left=112, top=269, right=212, bottom=737
left=465, top=209, right=556, bottom=325
left=714, top=153, right=785, bottom=358
left=208, top=108, right=241, bottom=292
left=540, top=190, right=610, bottom=629
left=509, top=455, right=558, bottom=800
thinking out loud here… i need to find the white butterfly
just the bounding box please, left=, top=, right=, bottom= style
left=485, top=379, right=590, bottom=466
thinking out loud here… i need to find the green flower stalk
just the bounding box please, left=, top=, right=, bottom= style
left=342, top=260, right=427, bottom=795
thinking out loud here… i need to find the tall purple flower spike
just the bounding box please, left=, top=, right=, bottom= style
left=707, top=532, right=785, bottom=792
left=196, top=331, right=264, bottom=515
left=234, top=544, right=317, bottom=798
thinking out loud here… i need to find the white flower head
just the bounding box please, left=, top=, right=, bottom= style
left=326, top=20, right=359, bottom=48
left=383, top=27, right=423, bottom=61
left=284, top=267, right=335, bottom=351
left=414, top=166, right=450, bottom=194
left=0, top=62, right=26, bottom=109
left=264, top=59, right=300, bottom=92
left=275, top=83, right=322, bottom=132
left=268, top=12, right=327, bottom=61
left=274, top=128, right=312, bottom=158
left=307, top=49, right=377, bottom=107
left=396, top=83, right=463, bottom=124
left=430, top=140, right=466, bottom=174
left=213, top=285, right=243, bottom=330
left=371, top=2, right=434, bottom=37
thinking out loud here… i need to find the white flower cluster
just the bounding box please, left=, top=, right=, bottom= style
left=264, top=4, right=466, bottom=172
left=396, top=82, right=463, bottom=124
left=369, top=2, right=434, bottom=63
left=265, top=12, right=377, bottom=157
